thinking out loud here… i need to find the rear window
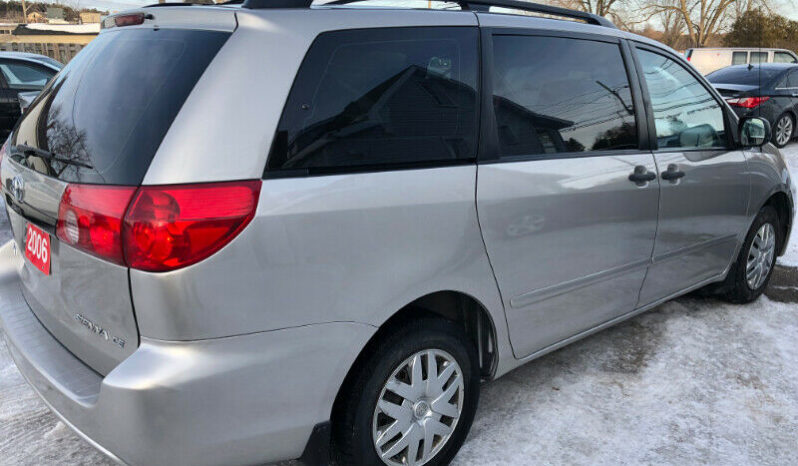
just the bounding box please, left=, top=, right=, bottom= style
left=11, top=28, right=229, bottom=185
left=706, top=66, right=783, bottom=86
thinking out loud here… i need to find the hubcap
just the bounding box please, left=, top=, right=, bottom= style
left=746, top=222, right=776, bottom=290
left=776, top=116, right=793, bottom=146
left=372, top=349, right=464, bottom=466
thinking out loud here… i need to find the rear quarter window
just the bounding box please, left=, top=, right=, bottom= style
left=267, top=27, right=479, bottom=174
left=11, top=28, right=229, bottom=185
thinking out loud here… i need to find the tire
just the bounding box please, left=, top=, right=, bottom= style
left=332, top=318, right=480, bottom=466
left=720, top=206, right=780, bottom=304
left=772, top=112, right=795, bottom=148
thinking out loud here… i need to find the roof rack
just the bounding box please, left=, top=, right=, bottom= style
left=239, top=0, right=616, bottom=28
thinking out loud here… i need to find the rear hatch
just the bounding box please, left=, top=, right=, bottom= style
left=1, top=14, right=233, bottom=375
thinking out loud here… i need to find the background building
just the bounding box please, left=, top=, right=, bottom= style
left=79, top=12, right=101, bottom=24
left=0, top=23, right=99, bottom=63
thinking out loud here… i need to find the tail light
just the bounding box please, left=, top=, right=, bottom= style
left=0, top=140, right=8, bottom=166
left=123, top=181, right=261, bottom=272
left=56, top=180, right=261, bottom=272
left=56, top=185, right=137, bottom=265
left=726, top=96, right=770, bottom=109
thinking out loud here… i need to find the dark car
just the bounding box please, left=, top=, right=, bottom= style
left=708, top=63, right=798, bottom=148
left=0, top=51, right=62, bottom=139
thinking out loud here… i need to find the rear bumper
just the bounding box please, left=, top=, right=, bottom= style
left=0, top=241, right=375, bottom=466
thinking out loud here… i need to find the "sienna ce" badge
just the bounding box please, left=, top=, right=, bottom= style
left=74, top=313, right=126, bottom=349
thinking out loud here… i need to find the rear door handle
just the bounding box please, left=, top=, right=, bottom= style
left=628, top=166, right=656, bottom=184
left=661, top=164, right=685, bottom=181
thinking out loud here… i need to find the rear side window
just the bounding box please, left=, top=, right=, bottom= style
left=267, top=27, right=479, bottom=174
left=638, top=49, right=726, bottom=150
left=0, top=61, right=54, bottom=90
left=491, top=35, right=637, bottom=157
left=732, top=51, right=747, bottom=65
left=12, top=28, right=229, bottom=185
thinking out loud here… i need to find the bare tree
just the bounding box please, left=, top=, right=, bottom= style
left=645, top=0, right=783, bottom=47
left=648, top=0, right=687, bottom=47
left=645, top=0, right=734, bottom=47
left=552, top=0, right=653, bottom=31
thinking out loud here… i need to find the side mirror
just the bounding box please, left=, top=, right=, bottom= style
left=740, top=117, right=771, bottom=147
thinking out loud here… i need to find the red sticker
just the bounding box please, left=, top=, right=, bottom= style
left=25, top=223, right=51, bottom=276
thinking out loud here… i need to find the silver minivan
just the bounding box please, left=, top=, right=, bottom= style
left=0, top=1, right=794, bottom=465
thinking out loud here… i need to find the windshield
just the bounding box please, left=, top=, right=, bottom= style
left=10, top=28, right=229, bottom=185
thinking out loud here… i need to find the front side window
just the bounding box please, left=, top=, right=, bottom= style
left=491, top=35, right=637, bottom=157
left=732, top=51, right=748, bottom=65
left=787, top=71, right=798, bottom=88
left=267, top=27, right=479, bottom=173
left=638, top=49, right=726, bottom=150
left=0, top=61, right=54, bottom=90
left=774, top=51, right=798, bottom=64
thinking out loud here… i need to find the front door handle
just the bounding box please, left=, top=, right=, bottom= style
left=661, top=164, right=686, bottom=182
left=629, top=165, right=656, bottom=185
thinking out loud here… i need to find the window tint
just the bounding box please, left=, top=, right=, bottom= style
left=638, top=49, right=726, bottom=150
left=774, top=52, right=797, bottom=64
left=0, top=61, right=54, bottom=90
left=12, top=29, right=229, bottom=185
left=491, top=35, right=637, bottom=156
left=267, top=27, right=479, bottom=173
left=751, top=51, right=768, bottom=64
left=732, top=51, right=747, bottom=65
left=787, top=71, right=798, bottom=88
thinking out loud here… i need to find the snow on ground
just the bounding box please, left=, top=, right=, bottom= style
left=2, top=147, right=798, bottom=465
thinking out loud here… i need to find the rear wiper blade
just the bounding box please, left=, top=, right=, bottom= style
left=14, top=143, right=93, bottom=169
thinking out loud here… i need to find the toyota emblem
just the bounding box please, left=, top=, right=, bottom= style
left=11, top=175, right=24, bottom=203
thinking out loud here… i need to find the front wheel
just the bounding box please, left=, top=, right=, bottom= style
left=720, top=206, right=780, bottom=303
left=332, top=318, right=480, bottom=466
left=773, top=113, right=795, bottom=148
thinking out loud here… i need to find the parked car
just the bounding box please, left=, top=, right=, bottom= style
left=707, top=63, right=798, bottom=148
left=0, top=51, right=62, bottom=138
left=686, top=47, right=798, bottom=75
left=0, top=2, right=794, bottom=466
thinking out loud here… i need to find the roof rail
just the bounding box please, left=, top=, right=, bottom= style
left=242, top=0, right=312, bottom=7
left=459, top=0, right=615, bottom=28
left=240, top=0, right=616, bottom=28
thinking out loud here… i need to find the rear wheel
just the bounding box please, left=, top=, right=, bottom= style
left=720, top=206, right=780, bottom=303
left=773, top=113, right=795, bottom=148
left=332, top=318, right=480, bottom=466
